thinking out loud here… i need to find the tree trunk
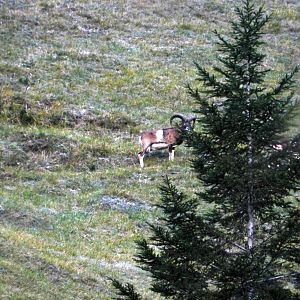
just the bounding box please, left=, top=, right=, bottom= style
left=247, top=132, right=254, bottom=252
left=246, top=63, right=254, bottom=300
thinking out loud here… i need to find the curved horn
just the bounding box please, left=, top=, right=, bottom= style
left=170, top=113, right=187, bottom=125
left=188, top=116, right=197, bottom=128
left=188, top=116, right=197, bottom=122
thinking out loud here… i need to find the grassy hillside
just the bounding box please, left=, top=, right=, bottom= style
left=0, top=0, right=299, bottom=299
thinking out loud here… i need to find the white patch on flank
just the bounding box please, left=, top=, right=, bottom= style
left=156, top=130, right=164, bottom=142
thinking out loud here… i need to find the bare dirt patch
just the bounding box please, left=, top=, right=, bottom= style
left=0, top=208, right=51, bottom=230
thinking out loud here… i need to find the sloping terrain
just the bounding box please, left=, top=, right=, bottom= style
left=0, top=0, right=299, bottom=298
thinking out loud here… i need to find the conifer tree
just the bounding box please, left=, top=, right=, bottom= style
left=112, top=0, right=300, bottom=299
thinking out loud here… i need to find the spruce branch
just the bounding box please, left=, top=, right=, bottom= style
left=111, top=279, right=143, bottom=300
left=257, top=273, right=299, bottom=283
left=271, top=66, right=299, bottom=96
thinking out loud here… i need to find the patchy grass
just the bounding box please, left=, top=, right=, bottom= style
left=0, top=0, right=299, bottom=298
